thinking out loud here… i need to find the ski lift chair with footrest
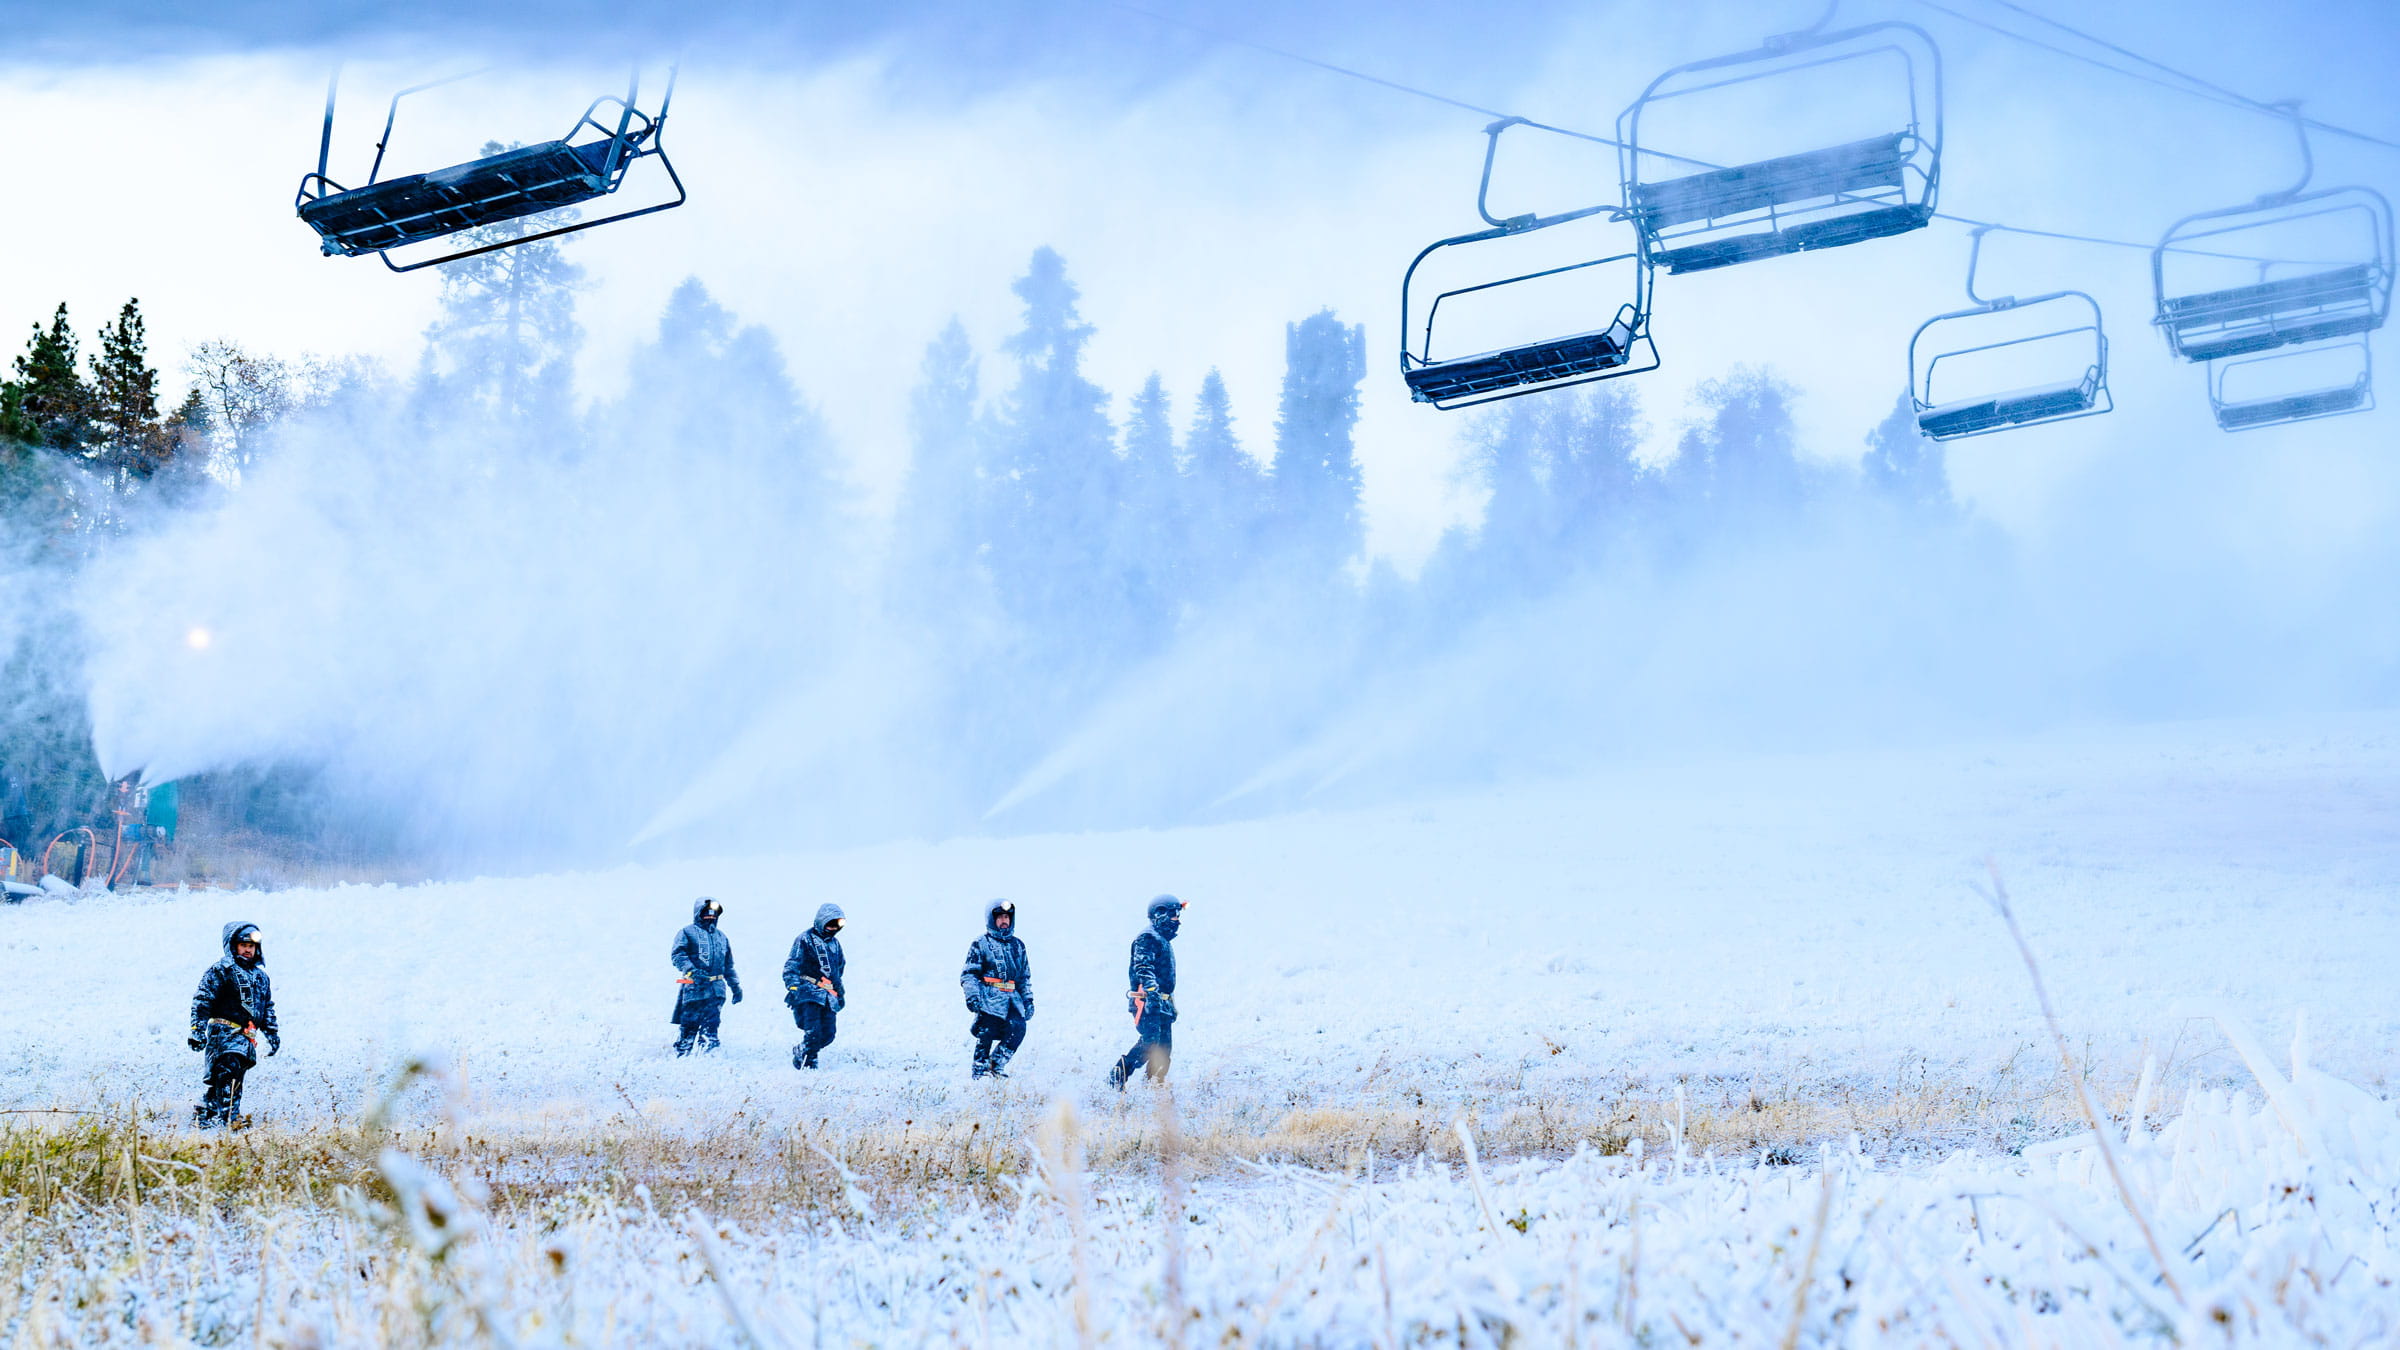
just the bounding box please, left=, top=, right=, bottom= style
left=296, top=65, right=686, bottom=273
left=1400, top=119, right=1660, bottom=410
left=1909, top=226, right=2110, bottom=441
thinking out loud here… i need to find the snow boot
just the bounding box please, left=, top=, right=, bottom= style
left=1108, top=1061, right=1129, bottom=1092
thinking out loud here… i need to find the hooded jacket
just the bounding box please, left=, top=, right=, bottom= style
left=190, top=921, right=278, bottom=1062
left=783, top=902, right=847, bottom=1011
left=670, top=898, right=740, bottom=1019
left=1127, top=897, right=1180, bottom=1021
left=960, top=900, right=1034, bottom=1021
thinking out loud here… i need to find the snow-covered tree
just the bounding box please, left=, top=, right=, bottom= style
left=1862, top=390, right=1951, bottom=513
left=418, top=149, right=588, bottom=431
left=1268, top=308, right=1367, bottom=572
left=1180, top=368, right=1263, bottom=599
left=986, top=247, right=1121, bottom=644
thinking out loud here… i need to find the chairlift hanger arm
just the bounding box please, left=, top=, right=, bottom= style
left=1472, top=117, right=1625, bottom=232
left=367, top=69, right=492, bottom=186
left=316, top=66, right=341, bottom=184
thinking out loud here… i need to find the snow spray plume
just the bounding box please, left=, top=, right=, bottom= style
left=72, top=278, right=859, bottom=869
left=32, top=271, right=2400, bottom=870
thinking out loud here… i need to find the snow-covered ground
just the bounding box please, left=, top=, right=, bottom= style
left=6, top=711, right=2396, bottom=1124
left=4, top=712, right=2397, bottom=1345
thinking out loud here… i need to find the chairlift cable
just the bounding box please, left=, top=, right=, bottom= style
left=1106, top=1, right=2321, bottom=267
left=1905, top=0, right=2264, bottom=119
left=1961, top=0, right=2400, bottom=155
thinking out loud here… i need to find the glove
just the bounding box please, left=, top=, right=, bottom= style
left=730, top=985, right=744, bottom=1005
left=266, top=1031, right=281, bottom=1057
left=187, top=1030, right=203, bottom=1052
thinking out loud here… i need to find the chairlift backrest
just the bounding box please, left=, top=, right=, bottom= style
left=295, top=65, right=687, bottom=274
left=1618, top=20, right=1942, bottom=275
left=1400, top=120, right=1659, bottom=410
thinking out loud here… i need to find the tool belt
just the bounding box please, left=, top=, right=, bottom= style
left=206, top=1018, right=261, bottom=1043
left=981, top=977, right=1017, bottom=991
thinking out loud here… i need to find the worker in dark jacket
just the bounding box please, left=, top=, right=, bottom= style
left=960, top=899, right=1033, bottom=1079
left=670, top=897, right=741, bottom=1056
left=188, top=920, right=278, bottom=1128
left=1110, top=895, right=1184, bottom=1089
left=782, top=902, right=847, bottom=1069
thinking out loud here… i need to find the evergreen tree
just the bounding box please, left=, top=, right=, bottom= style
left=1669, top=365, right=1806, bottom=527
left=1110, top=372, right=1186, bottom=630
left=421, top=156, right=589, bottom=430
left=987, top=248, right=1119, bottom=645
left=1862, top=390, right=1951, bottom=512
left=1458, top=398, right=1547, bottom=593
left=88, top=298, right=166, bottom=490
left=150, top=387, right=218, bottom=499
left=1268, top=308, right=1368, bottom=570
left=1544, top=384, right=1649, bottom=561
left=4, top=305, right=93, bottom=452
left=620, top=278, right=838, bottom=512
left=890, top=318, right=986, bottom=598
left=1180, top=368, right=1263, bottom=598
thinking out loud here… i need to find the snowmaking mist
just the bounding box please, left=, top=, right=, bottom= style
left=43, top=315, right=2400, bottom=874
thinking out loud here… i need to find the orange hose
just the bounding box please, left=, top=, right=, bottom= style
left=107, top=823, right=135, bottom=888
left=42, top=828, right=97, bottom=885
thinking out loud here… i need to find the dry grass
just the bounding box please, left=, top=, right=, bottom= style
left=0, top=1052, right=2358, bottom=1347
left=0, top=1055, right=2144, bottom=1227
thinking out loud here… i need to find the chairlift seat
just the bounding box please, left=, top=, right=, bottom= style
left=2215, top=378, right=2369, bottom=431
left=1916, top=369, right=2099, bottom=440
left=301, top=139, right=620, bottom=258
left=1404, top=319, right=1638, bottom=406
left=2157, top=263, right=2383, bottom=362
left=1652, top=202, right=1933, bottom=274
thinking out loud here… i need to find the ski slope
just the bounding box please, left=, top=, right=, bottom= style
left=4, top=711, right=2395, bottom=1124
left=5, top=712, right=2398, bottom=1346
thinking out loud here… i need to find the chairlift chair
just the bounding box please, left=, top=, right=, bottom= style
left=1908, top=228, right=2110, bottom=440
left=2208, top=337, right=2373, bottom=432
left=296, top=65, right=686, bottom=273
left=1401, top=119, right=1660, bottom=411
left=1618, top=11, right=1941, bottom=275
left=2153, top=109, right=2392, bottom=364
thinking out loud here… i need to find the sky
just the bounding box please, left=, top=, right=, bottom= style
left=2, top=0, right=2397, bottom=569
